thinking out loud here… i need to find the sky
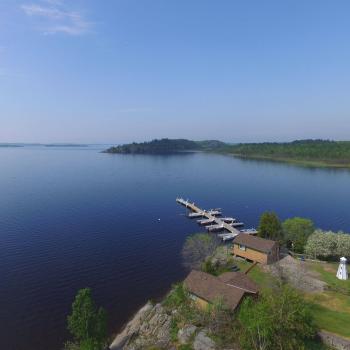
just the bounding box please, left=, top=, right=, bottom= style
left=0, top=0, right=349, bottom=144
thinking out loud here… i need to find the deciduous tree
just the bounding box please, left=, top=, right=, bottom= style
left=282, top=217, right=315, bottom=253
left=258, top=212, right=282, bottom=241
left=238, top=284, right=316, bottom=350
left=182, top=233, right=218, bottom=270
left=305, top=230, right=350, bottom=260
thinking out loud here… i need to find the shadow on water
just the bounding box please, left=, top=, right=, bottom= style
left=221, top=153, right=350, bottom=174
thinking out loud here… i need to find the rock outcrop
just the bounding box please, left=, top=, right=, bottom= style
left=178, top=325, right=197, bottom=345
left=110, top=302, right=172, bottom=350
left=193, top=330, right=216, bottom=350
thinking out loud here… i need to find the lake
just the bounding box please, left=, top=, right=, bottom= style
left=1, top=146, right=349, bottom=350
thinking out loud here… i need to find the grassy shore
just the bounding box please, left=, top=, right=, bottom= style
left=220, top=153, right=350, bottom=169
left=305, top=261, right=350, bottom=338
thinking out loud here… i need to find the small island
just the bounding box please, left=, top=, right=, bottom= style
left=105, top=138, right=350, bottom=168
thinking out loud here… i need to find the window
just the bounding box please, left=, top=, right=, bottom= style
left=239, top=244, right=246, bottom=251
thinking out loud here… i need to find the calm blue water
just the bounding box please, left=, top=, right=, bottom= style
left=1, top=146, right=349, bottom=350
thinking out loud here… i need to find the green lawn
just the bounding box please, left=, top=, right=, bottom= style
left=305, top=261, right=350, bottom=339
left=309, top=303, right=350, bottom=338
left=234, top=260, right=276, bottom=290
left=308, top=262, right=350, bottom=295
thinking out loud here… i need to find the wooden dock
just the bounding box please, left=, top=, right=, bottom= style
left=176, top=198, right=241, bottom=235
left=197, top=218, right=215, bottom=225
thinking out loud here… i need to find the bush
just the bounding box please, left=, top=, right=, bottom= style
left=201, top=259, right=218, bottom=275
left=182, top=233, right=219, bottom=270
left=169, top=318, right=179, bottom=342
left=238, top=284, right=317, bottom=350
left=163, top=283, right=188, bottom=309
left=205, top=298, right=236, bottom=346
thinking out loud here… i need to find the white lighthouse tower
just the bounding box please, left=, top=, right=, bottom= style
left=336, top=257, right=348, bottom=280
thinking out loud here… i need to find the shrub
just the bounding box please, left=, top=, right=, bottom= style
left=163, top=283, right=188, bottom=309
left=238, top=284, right=317, bottom=350
left=182, top=233, right=219, bottom=270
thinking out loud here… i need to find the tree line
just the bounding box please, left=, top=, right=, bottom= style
left=104, top=139, right=350, bottom=165
left=105, top=138, right=225, bottom=154
left=222, top=139, right=350, bottom=164
left=258, top=211, right=350, bottom=260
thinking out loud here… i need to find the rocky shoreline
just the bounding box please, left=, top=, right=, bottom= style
left=109, top=302, right=174, bottom=350
left=109, top=300, right=233, bottom=350
left=109, top=251, right=350, bottom=350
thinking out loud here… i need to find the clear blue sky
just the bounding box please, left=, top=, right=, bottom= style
left=1, top=0, right=349, bottom=143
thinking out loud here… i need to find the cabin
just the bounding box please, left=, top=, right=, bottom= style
left=183, top=270, right=259, bottom=311
left=232, top=234, right=279, bottom=265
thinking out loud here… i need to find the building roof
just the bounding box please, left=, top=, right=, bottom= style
left=233, top=234, right=277, bottom=254
left=183, top=270, right=246, bottom=311
left=218, top=272, right=259, bottom=294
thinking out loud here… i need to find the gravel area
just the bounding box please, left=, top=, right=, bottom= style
left=264, top=255, right=327, bottom=292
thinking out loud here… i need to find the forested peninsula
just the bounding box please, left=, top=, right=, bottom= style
left=222, top=140, right=350, bottom=167
left=104, top=138, right=226, bottom=154
left=104, top=139, right=350, bottom=167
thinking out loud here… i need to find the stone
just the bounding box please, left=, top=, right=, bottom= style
left=110, top=302, right=172, bottom=350
left=193, top=330, right=216, bottom=350
left=318, top=330, right=350, bottom=350
left=178, top=325, right=197, bottom=344
left=110, top=302, right=154, bottom=349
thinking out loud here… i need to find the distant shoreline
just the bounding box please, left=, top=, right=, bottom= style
left=220, top=153, right=350, bottom=169
left=44, top=144, right=88, bottom=147
left=0, top=144, right=24, bottom=148
left=104, top=138, right=350, bottom=169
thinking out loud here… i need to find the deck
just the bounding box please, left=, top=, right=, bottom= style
left=176, top=198, right=241, bottom=236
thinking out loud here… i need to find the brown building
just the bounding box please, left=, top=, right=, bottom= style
left=233, top=234, right=279, bottom=265
left=183, top=270, right=258, bottom=311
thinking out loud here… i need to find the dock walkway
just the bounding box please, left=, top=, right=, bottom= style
left=176, top=198, right=241, bottom=236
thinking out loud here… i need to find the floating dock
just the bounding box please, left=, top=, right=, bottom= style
left=205, top=224, right=225, bottom=232
left=207, top=210, right=222, bottom=216
left=176, top=198, right=241, bottom=235
left=231, top=222, right=244, bottom=227
left=221, top=217, right=236, bottom=223
left=218, top=233, right=238, bottom=242
left=197, top=218, right=215, bottom=225
left=188, top=212, right=204, bottom=218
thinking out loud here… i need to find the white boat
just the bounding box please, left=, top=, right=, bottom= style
left=240, top=228, right=258, bottom=235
